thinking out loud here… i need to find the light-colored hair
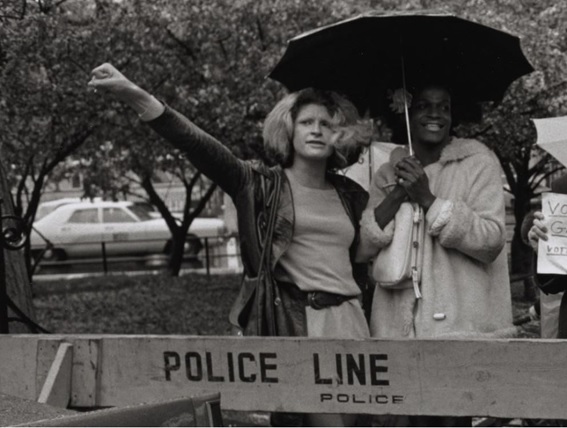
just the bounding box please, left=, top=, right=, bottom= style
left=262, top=88, right=372, bottom=170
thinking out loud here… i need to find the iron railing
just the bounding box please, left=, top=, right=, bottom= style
left=32, top=235, right=242, bottom=278
left=0, top=198, right=31, bottom=333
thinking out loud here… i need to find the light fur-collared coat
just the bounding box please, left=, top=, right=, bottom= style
left=358, top=138, right=516, bottom=338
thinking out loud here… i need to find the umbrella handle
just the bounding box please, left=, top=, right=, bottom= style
left=403, top=93, right=413, bottom=156
left=400, top=55, right=413, bottom=156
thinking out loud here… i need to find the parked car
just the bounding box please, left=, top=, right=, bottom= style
left=35, top=197, right=86, bottom=221
left=30, top=200, right=226, bottom=261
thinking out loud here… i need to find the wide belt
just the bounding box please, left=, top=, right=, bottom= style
left=278, top=280, right=357, bottom=310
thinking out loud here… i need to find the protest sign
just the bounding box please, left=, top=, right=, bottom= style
left=538, top=192, right=567, bottom=274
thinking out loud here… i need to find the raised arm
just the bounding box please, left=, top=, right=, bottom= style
left=88, top=63, right=250, bottom=197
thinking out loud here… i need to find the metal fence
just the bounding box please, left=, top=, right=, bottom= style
left=33, top=234, right=242, bottom=278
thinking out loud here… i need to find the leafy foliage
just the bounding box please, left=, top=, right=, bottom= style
left=0, top=1, right=109, bottom=275
left=2, top=0, right=567, bottom=285
left=1, top=0, right=373, bottom=276
left=69, top=0, right=369, bottom=274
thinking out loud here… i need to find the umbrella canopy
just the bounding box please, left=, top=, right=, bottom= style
left=269, top=11, right=534, bottom=116
left=533, top=116, right=567, bottom=168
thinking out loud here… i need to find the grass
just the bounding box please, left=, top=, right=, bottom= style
left=33, top=273, right=539, bottom=338
left=33, top=273, right=242, bottom=335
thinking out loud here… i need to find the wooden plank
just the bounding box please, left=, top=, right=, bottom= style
left=36, top=340, right=62, bottom=400
left=2, top=335, right=567, bottom=419
left=70, top=339, right=100, bottom=407
left=37, top=343, right=73, bottom=408
left=0, top=336, right=42, bottom=400
left=91, top=336, right=567, bottom=419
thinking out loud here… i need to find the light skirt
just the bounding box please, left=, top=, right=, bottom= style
left=305, top=298, right=370, bottom=339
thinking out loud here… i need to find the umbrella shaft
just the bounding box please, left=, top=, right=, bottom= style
left=400, top=54, right=413, bottom=155
left=403, top=99, right=413, bottom=156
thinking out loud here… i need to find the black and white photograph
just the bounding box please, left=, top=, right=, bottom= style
left=0, top=0, right=566, bottom=426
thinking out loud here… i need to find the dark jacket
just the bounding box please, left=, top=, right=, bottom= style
left=148, top=106, right=370, bottom=336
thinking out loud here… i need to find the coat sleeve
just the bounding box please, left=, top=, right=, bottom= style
left=356, top=166, right=395, bottom=262
left=146, top=105, right=251, bottom=198
left=425, top=152, right=506, bottom=264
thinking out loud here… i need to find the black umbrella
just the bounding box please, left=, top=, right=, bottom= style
left=270, top=11, right=534, bottom=228
left=269, top=10, right=534, bottom=116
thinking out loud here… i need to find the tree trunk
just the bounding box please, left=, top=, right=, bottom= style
left=0, top=163, right=37, bottom=333
left=511, top=189, right=537, bottom=301
left=167, top=233, right=187, bottom=277
left=510, top=230, right=537, bottom=301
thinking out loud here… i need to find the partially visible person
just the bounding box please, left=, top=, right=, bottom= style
left=524, top=179, right=567, bottom=425
left=89, top=63, right=373, bottom=427
left=357, top=81, right=515, bottom=427
left=527, top=175, right=567, bottom=339
left=520, top=210, right=563, bottom=339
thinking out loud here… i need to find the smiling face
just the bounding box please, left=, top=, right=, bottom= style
left=409, top=85, right=452, bottom=147
left=291, top=103, right=336, bottom=164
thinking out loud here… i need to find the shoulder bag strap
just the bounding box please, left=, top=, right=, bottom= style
left=410, top=203, right=423, bottom=299
left=256, top=171, right=282, bottom=336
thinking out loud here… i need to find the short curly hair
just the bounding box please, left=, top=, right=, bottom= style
left=262, top=88, right=371, bottom=170
left=383, top=81, right=482, bottom=145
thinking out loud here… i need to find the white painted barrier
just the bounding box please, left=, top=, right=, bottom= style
left=1, top=335, right=566, bottom=420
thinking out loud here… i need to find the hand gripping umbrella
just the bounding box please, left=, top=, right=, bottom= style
left=269, top=10, right=534, bottom=227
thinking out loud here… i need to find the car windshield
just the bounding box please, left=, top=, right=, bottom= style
left=128, top=204, right=154, bottom=221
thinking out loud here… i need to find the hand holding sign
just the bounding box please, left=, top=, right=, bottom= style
left=528, top=211, right=547, bottom=252
left=537, top=192, right=567, bottom=274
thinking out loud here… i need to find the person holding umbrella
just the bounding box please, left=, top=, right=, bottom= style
left=268, top=11, right=533, bottom=425
left=356, top=79, right=515, bottom=426
left=89, top=63, right=373, bottom=427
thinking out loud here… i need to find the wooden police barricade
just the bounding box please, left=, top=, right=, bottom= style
left=1, top=334, right=566, bottom=422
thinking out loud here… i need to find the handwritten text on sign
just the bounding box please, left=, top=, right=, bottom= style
left=538, top=192, right=567, bottom=274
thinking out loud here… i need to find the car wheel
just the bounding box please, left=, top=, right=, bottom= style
left=164, top=236, right=203, bottom=256
left=185, top=234, right=203, bottom=255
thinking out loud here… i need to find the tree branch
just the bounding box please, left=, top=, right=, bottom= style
left=166, top=28, right=197, bottom=61
left=255, top=17, right=267, bottom=51
left=13, top=158, right=32, bottom=219
left=190, top=181, right=217, bottom=219
left=44, top=124, right=97, bottom=174
left=495, top=148, right=519, bottom=195
left=531, top=166, right=564, bottom=190
left=216, top=36, right=230, bottom=63
left=528, top=155, right=554, bottom=178
left=140, top=174, right=179, bottom=233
